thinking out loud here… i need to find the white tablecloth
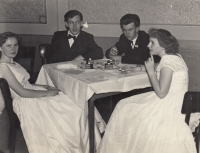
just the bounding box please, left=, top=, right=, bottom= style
left=36, top=60, right=151, bottom=110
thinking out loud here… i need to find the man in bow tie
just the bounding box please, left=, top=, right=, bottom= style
left=48, top=10, right=103, bottom=63
left=105, top=13, right=160, bottom=64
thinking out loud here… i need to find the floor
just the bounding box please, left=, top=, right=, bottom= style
left=0, top=87, right=155, bottom=153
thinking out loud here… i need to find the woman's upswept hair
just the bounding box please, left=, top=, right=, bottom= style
left=148, top=28, right=179, bottom=54
left=0, top=32, right=21, bottom=47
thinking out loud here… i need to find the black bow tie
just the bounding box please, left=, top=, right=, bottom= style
left=67, top=34, right=76, bottom=40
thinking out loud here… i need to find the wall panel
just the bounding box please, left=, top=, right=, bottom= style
left=0, top=0, right=58, bottom=35
left=0, top=0, right=46, bottom=24
left=69, top=0, right=200, bottom=25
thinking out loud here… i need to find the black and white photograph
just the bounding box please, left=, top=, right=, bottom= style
left=0, top=0, right=200, bottom=153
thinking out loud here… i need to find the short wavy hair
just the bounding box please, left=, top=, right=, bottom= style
left=148, top=28, right=179, bottom=54
left=0, top=32, right=21, bottom=47
left=0, top=32, right=21, bottom=58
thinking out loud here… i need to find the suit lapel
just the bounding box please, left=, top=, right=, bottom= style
left=135, top=31, right=142, bottom=47
left=70, top=31, right=82, bottom=49
left=65, top=30, right=71, bottom=49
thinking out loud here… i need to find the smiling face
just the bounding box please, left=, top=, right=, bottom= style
left=121, top=22, right=139, bottom=41
left=0, top=37, right=19, bottom=60
left=148, top=37, right=165, bottom=56
left=65, top=15, right=82, bottom=35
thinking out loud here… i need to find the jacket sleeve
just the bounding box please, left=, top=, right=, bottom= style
left=121, top=33, right=150, bottom=64
left=105, top=47, right=111, bottom=59
left=105, top=35, right=124, bottom=59
left=121, top=47, right=150, bottom=64
left=121, top=41, right=161, bottom=64
left=81, top=35, right=103, bottom=60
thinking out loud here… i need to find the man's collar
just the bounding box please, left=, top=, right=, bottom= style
left=68, top=30, right=80, bottom=38
left=131, top=35, right=138, bottom=45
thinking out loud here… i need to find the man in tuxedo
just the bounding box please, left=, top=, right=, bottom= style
left=48, top=10, right=103, bottom=63
left=105, top=13, right=160, bottom=64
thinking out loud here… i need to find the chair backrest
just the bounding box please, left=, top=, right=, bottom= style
left=0, top=78, right=20, bottom=129
left=181, top=91, right=200, bottom=153
left=14, top=46, right=36, bottom=73
left=181, top=91, right=200, bottom=124
left=39, top=44, right=51, bottom=65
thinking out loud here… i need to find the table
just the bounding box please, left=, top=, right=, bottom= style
left=36, top=59, right=151, bottom=153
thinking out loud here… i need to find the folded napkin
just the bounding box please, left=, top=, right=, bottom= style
left=57, top=63, right=77, bottom=69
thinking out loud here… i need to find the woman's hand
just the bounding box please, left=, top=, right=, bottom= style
left=144, top=54, right=155, bottom=75
left=43, top=85, right=60, bottom=91
left=45, top=89, right=59, bottom=97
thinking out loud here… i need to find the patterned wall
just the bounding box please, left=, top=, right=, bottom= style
left=0, top=0, right=46, bottom=23
left=69, top=0, right=200, bottom=25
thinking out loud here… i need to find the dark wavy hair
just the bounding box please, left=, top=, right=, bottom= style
left=64, top=10, right=83, bottom=22
left=0, top=32, right=21, bottom=57
left=120, top=14, right=140, bottom=28
left=148, top=28, right=179, bottom=54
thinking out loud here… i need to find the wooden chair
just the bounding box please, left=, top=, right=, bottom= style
left=0, top=78, right=21, bottom=153
left=39, top=44, right=51, bottom=65
left=14, top=46, right=37, bottom=84
left=181, top=91, right=200, bottom=153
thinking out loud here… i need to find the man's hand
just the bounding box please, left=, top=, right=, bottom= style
left=109, top=46, right=118, bottom=56
left=74, top=55, right=84, bottom=60
left=110, top=56, right=122, bottom=62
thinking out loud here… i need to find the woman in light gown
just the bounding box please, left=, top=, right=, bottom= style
left=0, top=32, right=105, bottom=153
left=97, top=28, right=196, bottom=153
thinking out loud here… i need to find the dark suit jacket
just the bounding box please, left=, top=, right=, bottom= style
left=48, top=30, right=103, bottom=63
left=105, top=31, right=160, bottom=64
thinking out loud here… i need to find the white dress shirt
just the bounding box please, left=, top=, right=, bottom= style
left=131, top=36, right=138, bottom=49
left=68, top=31, right=79, bottom=48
